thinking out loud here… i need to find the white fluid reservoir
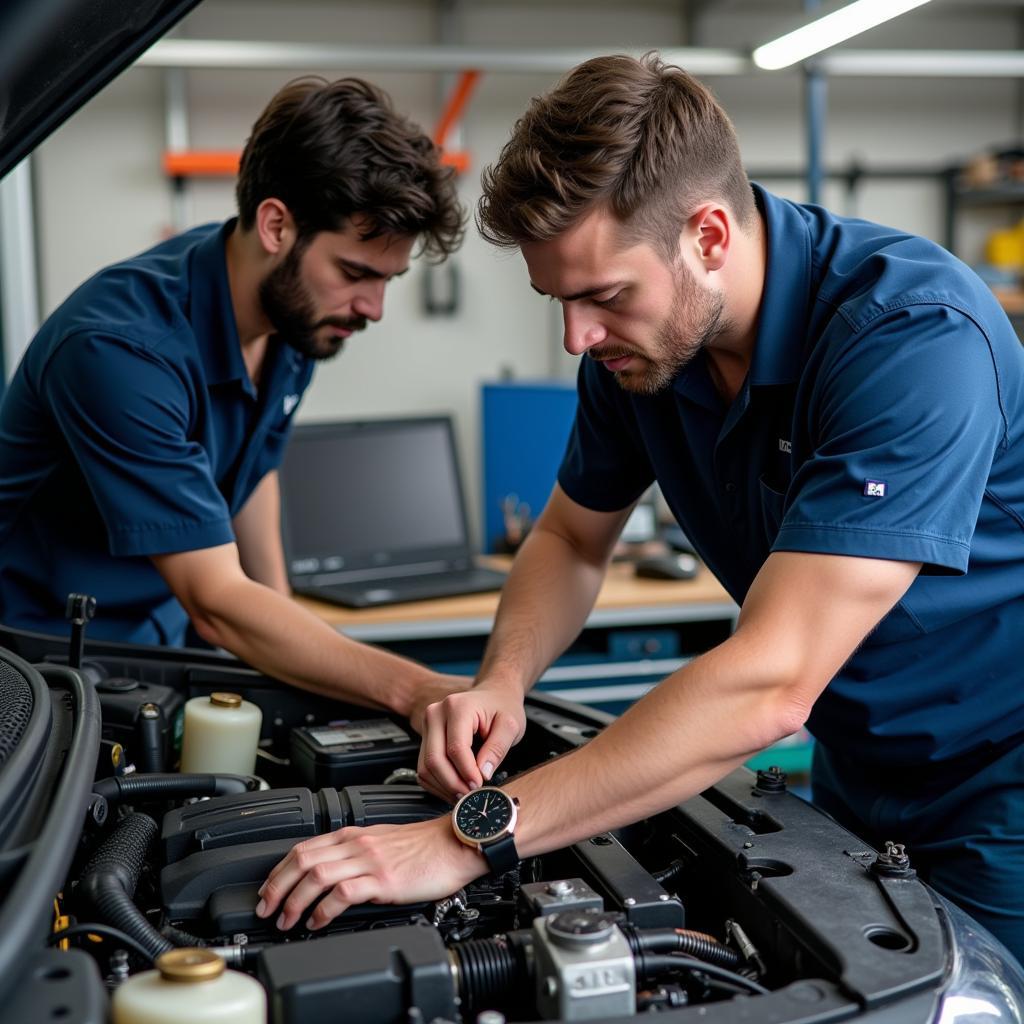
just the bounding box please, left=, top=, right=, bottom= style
left=112, top=948, right=266, bottom=1024
left=180, top=692, right=262, bottom=775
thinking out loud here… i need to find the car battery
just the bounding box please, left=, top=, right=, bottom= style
left=290, top=717, right=420, bottom=789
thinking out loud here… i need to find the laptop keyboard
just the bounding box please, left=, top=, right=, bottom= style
left=302, top=566, right=507, bottom=608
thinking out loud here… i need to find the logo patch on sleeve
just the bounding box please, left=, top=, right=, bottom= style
left=863, top=479, right=887, bottom=498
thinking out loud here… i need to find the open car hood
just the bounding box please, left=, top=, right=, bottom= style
left=0, top=0, right=202, bottom=181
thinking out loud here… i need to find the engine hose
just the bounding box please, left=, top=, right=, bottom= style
left=631, top=954, right=769, bottom=996
left=451, top=934, right=529, bottom=1012
left=675, top=931, right=743, bottom=969
left=652, top=859, right=686, bottom=887
left=92, top=772, right=256, bottom=805
left=76, top=812, right=172, bottom=960
left=623, top=926, right=744, bottom=971
left=161, top=924, right=207, bottom=948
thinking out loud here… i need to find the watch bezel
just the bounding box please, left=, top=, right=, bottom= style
left=452, top=786, right=518, bottom=848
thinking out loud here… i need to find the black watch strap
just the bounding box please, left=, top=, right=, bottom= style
left=481, top=831, right=520, bottom=875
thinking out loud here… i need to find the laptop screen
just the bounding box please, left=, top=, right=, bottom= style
left=278, top=417, right=472, bottom=578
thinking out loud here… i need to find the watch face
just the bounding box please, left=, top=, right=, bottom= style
left=454, top=787, right=515, bottom=843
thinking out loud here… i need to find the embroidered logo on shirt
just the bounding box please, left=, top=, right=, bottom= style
left=778, top=438, right=792, bottom=454
left=283, top=394, right=300, bottom=416
left=864, top=479, right=887, bottom=498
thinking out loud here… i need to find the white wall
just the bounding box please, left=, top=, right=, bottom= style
left=27, top=0, right=1024, bottom=543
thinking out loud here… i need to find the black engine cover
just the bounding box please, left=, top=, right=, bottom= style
left=160, top=785, right=448, bottom=930
left=259, top=924, right=457, bottom=1024
left=161, top=784, right=448, bottom=862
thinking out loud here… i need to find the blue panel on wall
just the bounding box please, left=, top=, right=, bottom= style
left=482, top=380, right=577, bottom=553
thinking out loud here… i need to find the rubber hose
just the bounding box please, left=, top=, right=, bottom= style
left=625, top=927, right=743, bottom=970
left=632, top=954, right=769, bottom=996
left=674, top=932, right=743, bottom=970
left=452, top=936, right=520, bottom=1011
left=81, top=881, right=172, bottom=959
left=77, top=812, right=173, bottom=960
left=93, top=772, right=255, bottom=805
left=652, top=859, right=686, bottom=887
left=161, top=924, right=207, bottom=948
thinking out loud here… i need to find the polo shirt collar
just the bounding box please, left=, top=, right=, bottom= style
left=747, top=183, right=813, bottom=388
left=672, top=184, right=812, bottom=412
left=189, top=218, right=250, bottom=390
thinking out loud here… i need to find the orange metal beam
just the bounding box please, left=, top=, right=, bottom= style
left=163, top=151, right=240, bottom=177
left=432, top=69, right=481, bottom=163
left=163, top=73, right=481, bottom=180
left=442, top=151, right=471, bottom=174
left=164, top=147, right=470, bottom=179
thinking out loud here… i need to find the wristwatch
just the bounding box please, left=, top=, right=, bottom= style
left=451, top=786, right=521, bottom=875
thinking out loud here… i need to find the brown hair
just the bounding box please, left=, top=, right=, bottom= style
left=237, top=77, right=464, bottom=261
left=478, top=53, right=754, bottom=257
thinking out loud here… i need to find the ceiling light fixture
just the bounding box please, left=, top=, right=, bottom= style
left=752, top=0, right=936, bottom=71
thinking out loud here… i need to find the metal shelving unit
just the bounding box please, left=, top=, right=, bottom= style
left=945, top=171, right=1024, bottom=330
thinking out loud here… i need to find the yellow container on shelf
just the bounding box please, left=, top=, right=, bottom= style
left=985, top=219, right=1024, bottom=272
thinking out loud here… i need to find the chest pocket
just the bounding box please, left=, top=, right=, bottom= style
left=758, top=475, right=787, bottom=542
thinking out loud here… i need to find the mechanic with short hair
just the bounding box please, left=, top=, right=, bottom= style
left=0, top=76, right=468, bottom=728
left=256, top=54, right=1024, bottom=963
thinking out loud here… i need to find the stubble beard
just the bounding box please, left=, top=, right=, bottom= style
left=611, top=264, right=731, bottom=397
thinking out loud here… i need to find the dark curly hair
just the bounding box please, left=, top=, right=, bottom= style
left=478, top=53, right=754, bottom=258
left=237, top=76, right=465, bottom=261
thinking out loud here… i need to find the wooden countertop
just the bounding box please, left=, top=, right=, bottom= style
left=294, top=557, right=735, bottom=635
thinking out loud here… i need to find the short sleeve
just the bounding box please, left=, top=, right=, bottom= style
left=557, top=359, right=655, bottom=512
left=774, top=304, right=1005, bottom=574
left=43, top=332, right=234, bottom=557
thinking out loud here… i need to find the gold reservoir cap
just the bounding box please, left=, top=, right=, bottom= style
left=156, top=948, right=225, bottom=983
left=210, top=692, right=242, bottom=709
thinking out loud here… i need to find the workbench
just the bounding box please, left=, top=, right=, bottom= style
left=295, top=558, right=738, bottom=715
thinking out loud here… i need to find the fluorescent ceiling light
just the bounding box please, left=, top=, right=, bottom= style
left=752, top=0, right=935, bottom=71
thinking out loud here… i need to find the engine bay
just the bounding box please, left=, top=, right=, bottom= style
left=0, top=630, right=956, bottom=1024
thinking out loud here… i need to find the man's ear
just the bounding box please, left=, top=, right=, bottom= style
left=683, top=204, right=730, bottom=273
left=254, top=199, right=296, bottom=257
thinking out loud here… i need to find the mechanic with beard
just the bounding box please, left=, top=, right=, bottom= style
left=256, top=55, right=1024, bottom=963
left=0, top=76, right=470, bottom=729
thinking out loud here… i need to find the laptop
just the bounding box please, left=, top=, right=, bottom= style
left=279, top=417, right=507, bottom=608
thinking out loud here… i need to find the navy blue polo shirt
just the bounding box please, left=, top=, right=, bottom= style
left=0, top=220, right=314, bottom=645
left=559, top=184, right=1024, bottom=768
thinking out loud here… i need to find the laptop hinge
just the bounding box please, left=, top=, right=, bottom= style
left=303, top=559, right=467, bottom=586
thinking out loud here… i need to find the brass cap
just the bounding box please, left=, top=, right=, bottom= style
left=156, top=948, right=225, bottom=983
left=210, top=692, right=242, bottom=709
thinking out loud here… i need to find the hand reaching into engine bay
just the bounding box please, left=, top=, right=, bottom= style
left=406, top=671, right=475, bottom=736
left=255, top=815, right=485, bottom=931
left=416, top=680, right=527, bottom=800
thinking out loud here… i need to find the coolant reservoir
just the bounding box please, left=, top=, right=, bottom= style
left=112, top=948, right=266, bottom=1024
left=180, top=692, right=262, bottom=775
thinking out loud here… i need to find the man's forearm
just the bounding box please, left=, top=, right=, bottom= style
left=500, top=550, right=922, bottom=857
left=232, top=471, right=291, bottom=594
left=504, top=629, right=804, bottom=856
left=478, top=524, right=609, bottom=693
left=194, top=577, right=435, bottom=718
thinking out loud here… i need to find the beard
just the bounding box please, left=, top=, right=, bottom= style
left=258, top=243, right=367, bottom=361
left=593, top=261, right=731, bottom=396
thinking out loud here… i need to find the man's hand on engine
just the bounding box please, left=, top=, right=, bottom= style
left=255, top=815, right=484, bottom=931
left=406, top=672, right=473, bottom=736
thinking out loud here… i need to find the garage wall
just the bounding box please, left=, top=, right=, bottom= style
left=29, top=0, right=1024, bottom=542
